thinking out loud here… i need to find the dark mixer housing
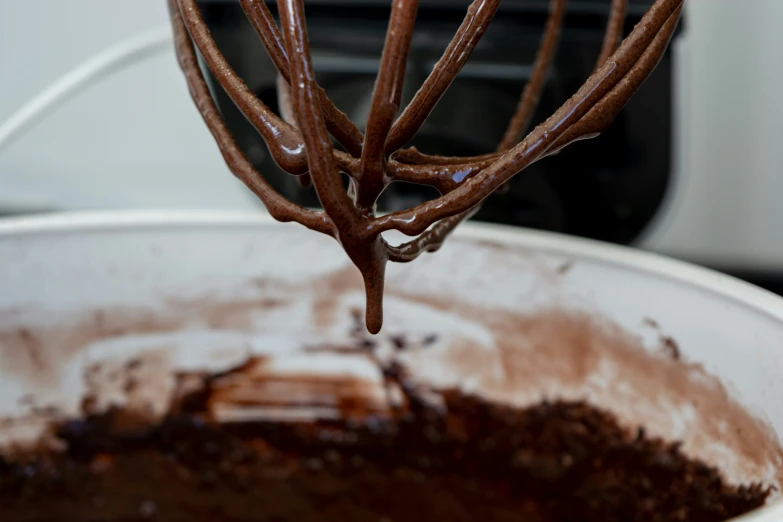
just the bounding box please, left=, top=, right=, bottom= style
left=195, top=0, right=677, bottom=245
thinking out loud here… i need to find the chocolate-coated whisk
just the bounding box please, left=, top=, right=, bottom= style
left=168, top=0, right=683, bottom=333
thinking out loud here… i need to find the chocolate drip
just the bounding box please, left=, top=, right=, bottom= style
left=239, top=0, right=365, bottom=156
left=597, top=0, right=630, bottom=72
left=385, top=0, right=502, bottom=154
left=168, top=0, right=684, bottom=333
left=498, top=0, right=566, bottom=152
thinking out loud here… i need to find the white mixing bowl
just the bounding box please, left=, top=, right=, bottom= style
left=0, top=211, right=781, bottom=521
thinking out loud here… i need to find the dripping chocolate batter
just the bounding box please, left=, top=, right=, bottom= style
left=168, top=0, right=683, bottom=332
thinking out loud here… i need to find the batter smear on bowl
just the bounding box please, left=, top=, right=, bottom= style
left=168, top=0, right=683, bottom=333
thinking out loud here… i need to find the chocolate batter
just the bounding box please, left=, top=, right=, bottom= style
left=0, top=391, right=769, bottom=521
left=0, top=311, right=772, bottom=520
left=168, top=0, right=684, bottom=332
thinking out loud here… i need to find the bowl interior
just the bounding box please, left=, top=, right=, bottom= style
left=0, top=212, right=782, bottom=518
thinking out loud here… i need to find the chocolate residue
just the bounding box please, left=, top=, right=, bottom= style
left=640, top=320, right=681, bottom=360
left=0, top=388, right=770, bottom=521
left=422, top=333, right=439, bottom=347
left=0, top=328, right=51, bottom=389
left=398, top=299, right=783, bottom=490
left=390, top=335, right=407, bottom=351
left=644, top=317, right=661, bottom=329
left=168, top=0, right=684, bottom=332
left=661, top=336, right=682, bottom=361
left=557, top=261, right=575, bottom=275
left=2, top=267, right=782, bottom=491
left=1, top=252, right=782, bottom=519
left=2, top=229, right=783, bottom=496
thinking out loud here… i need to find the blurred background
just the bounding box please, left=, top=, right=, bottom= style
left=1, top=0, right=782, bottom=292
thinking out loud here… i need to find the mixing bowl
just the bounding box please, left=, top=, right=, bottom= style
left=0, top=210, right=781, bottom=521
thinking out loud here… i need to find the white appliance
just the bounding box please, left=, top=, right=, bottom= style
left=1, top=0, right=782, bottom=273
left=641, top=0, right=783, bottom=272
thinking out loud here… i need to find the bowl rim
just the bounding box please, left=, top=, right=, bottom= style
left=0, top=209, right=781, bottom=521
left=3, top=209, right=783, bottom=324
